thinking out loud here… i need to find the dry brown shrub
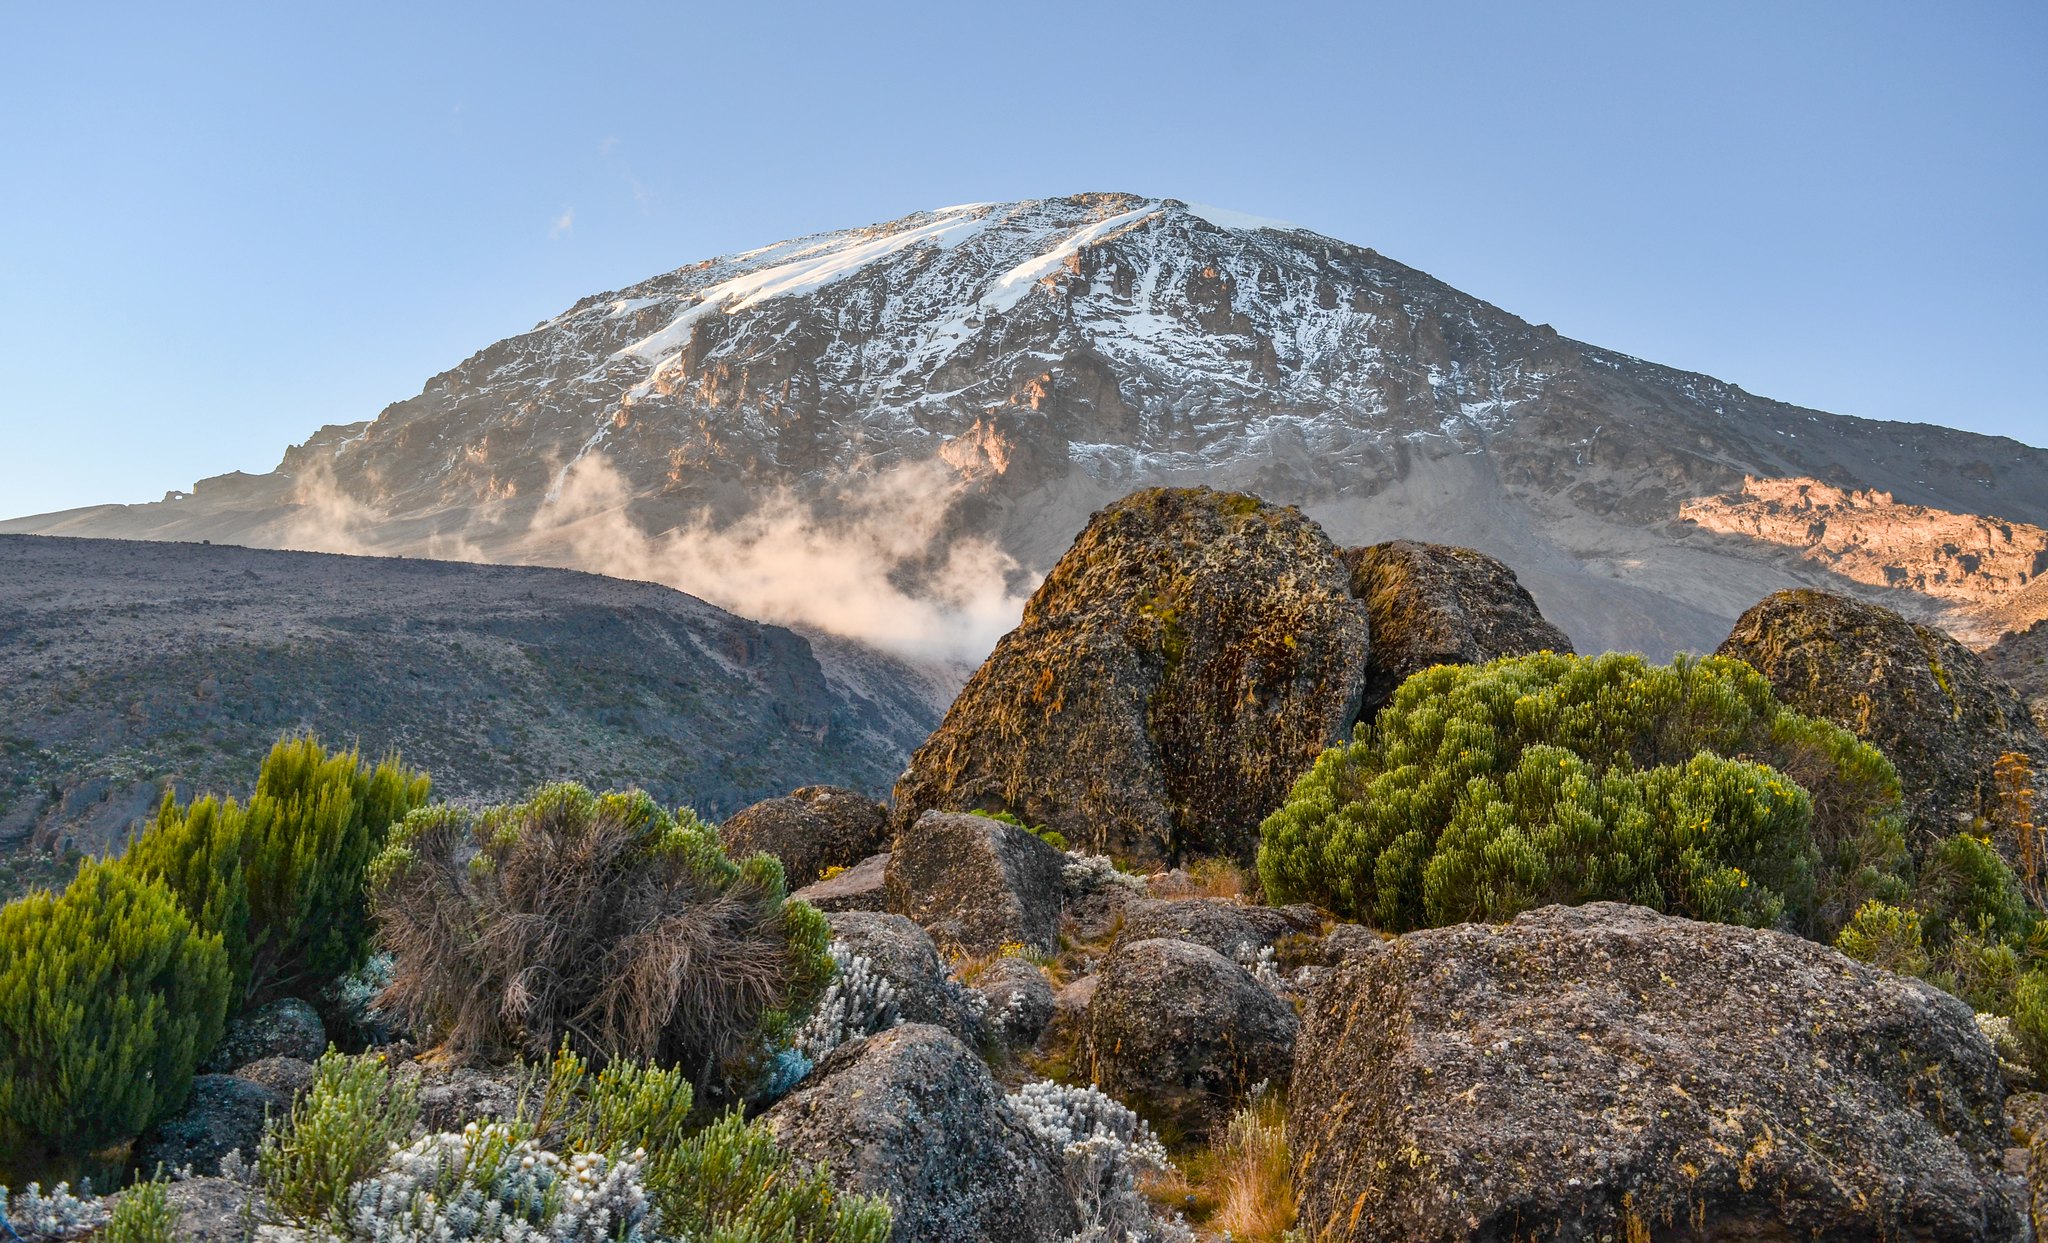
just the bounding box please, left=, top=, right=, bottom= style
left=368, top=784, right=831, bottom=1085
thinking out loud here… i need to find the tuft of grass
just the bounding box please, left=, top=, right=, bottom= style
left=1186, top=856, right=1251, bottom=901
left=1139, top=1089, right=1294, bottom=1239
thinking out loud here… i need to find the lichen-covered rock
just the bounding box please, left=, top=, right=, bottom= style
left=1292, top=902, right=2025, bottom=1242
left=135, top=1074, right=283, bottom=1176
left=971, top=956, right=1055, bottom=1049
left=1115, top=897, right=1322, bottom=959
left=885, top=811, right=1065, bottom=954
left=790, top=850, right=892, bottom=912
left=202, top=997, right=326, bottom=1072
left=719, top=786, right=890, bottom=887
left=892, top=487, right=1370, bottom=865
left=163, top=1177, right=311, bottom=1242
left=1084, top=937, right=1298, bottom=1138
left=1342, top=539, right=1572, bottom=721
left=1720, top=588, right=2048, bottom=845
left=764, top=1023, right=1078, bottom=1243
left=825, top=910, right=981, bottom=1040
left=1985, top=617, right=2048, bottom=736
left=393, top=1060, right=531, bottom=1132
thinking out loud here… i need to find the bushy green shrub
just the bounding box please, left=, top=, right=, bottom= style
left=369, top=784, right=833, bottom=1084
left=123, top=736, right=429, bottom=1005
left=0, top=860, right=231, bottom=1162
left=649, top=1107, right=892, bottom=1243
left=100, top=1169, right=177, bottom=1243
left=259, top=1048, right=420, bottom=1228
left=1257, top=652, right=1909, bottom=935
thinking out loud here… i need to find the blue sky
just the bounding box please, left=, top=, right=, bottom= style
left=1, top=2, right=2042, bottom=518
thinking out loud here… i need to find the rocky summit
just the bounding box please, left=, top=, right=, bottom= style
left=8, top=193, right=2045, bottom=660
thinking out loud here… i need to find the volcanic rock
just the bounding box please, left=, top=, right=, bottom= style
left=719, top=786, right=890, bottom=887
left=885, top=810, right=1066, bottom=955
left=892, top=487, right=1369, bottom=865
left=1291, top=902, right=2025, bottom=1242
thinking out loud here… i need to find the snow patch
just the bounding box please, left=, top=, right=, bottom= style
left=979, top=205, right=1161, bottom=315
left=1183, top=203, right=1302, bottom=233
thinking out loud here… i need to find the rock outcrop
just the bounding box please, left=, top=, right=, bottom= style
left=1719, top=589, right=2048, bottom=845
left=764, top=1023, right=1077, bottom=1243
left=1115, top=897, right=1322, bottom=959
left=1291, top=902, right=2025, bottom=1242
left=203, top=997, right=326, bottom=1072
left=824, top=910, right=982, bottom=1040
left=885, top=811, right=1066, bottom=954
left=719, top=786, right=891, bottom=887
left=790, top=851, right=891, bottom=913
left=892, top=488, right=1370, bottom=865
left=135, top=1074, right=284, bottom=1176
left=1085, top=937, right=1298, bottom=1138
left=969, top=957, right=1055, bottom=1050
left=1986, top=618, right=2048, bottom=735
left=1342, top=539, right=1572, bottom=721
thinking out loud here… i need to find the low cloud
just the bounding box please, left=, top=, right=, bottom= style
left=549, top=208, right=575, bottom=238
left=528, top=455, right=1034, bottom=663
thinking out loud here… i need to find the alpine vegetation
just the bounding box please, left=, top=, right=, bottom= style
left=1006, top=1080, right=1185, bottom=1243
left=368, top=784, right=833, bottom=1085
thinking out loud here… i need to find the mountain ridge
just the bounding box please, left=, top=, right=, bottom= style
left=10, top=192, right=2045, bottom=659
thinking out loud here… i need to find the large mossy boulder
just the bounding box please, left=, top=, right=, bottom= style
left=892, top=487, right=1370, bottom=865
left=885, top=810, right=1066, bottom=955
left=1342, top=539, right=1572, bottom=721
left=1291, top=902, right=2025, bottom=1242
left=1084, top=937, right=1298, bottom=1139
left=825, top=910, right=982, bottom=1040
left=1720, top=589, right=2048, bottom=846
left=718, top=785, right=890, bottom=887
left=763, top=1023, right=1078, bottom=1243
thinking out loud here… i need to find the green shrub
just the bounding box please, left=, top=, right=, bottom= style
left=123, top=736, right=430, bottom=1005
left=1833, top=901, right=1932, bottom=977
left=369, top=784, right=833, bottom=1085
left=0, top=860, right=231, bottom=1162
left=967, top=808, right=1069, bottom=852
left=647, top=1107, right=892, bottom=1243
left=1257, top=652, right=1909, bottom=935
left=258, top=1048, right=419, bottom=1228
left=101, top=1169, right=177, bottom=1243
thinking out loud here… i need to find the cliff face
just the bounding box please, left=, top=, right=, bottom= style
left=10, top=194, right=2045, bottom=658
left=0, top=535, right=944, bottom=862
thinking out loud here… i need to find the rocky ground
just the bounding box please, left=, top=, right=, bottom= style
left=0, top=535, right=943, bottom=873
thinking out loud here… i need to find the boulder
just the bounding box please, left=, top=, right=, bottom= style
left=231, top=1055, right=316, bottom=1104
left=395, top=1061, right=531, bottom=1133
left=885, top=811, right=1065, bottom=955
left=1719, top=589, right=2048, bottom=846
left=163, top=1177, right=312, bottom=1242
left=203, top=997, right=326, bottom=1071
left=719, top=786, right=891, bottom=887
left=790, top=850, right=892, bottom=913
left=763, top=1023, right=1078, bottom=1243
left=1084, top=937, right=1298, bottom=1138
left=825, top=910, right=982, bottom=1040
left=892, top=487, right=1370, bottom=865
left=971, top=956, right=1056, bottom=1049
left=1342, top=539, right=1572, bottom=720
left=1115, top=897, right=1322, bottom=959
left=135, top=1074, right=283, bottom=1176
left=1292, top=902, right=2025, bottom=1242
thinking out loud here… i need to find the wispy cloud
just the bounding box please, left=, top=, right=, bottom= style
left=549, top=207, right=575, bottom=238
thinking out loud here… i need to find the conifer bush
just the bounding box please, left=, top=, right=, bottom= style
left=0, top=860, right=231, bottom=1163
left=369, top=784, right=833, bottom=1084
left=1257, top=652, right=1910, bottom=935
left=123, top=736, right=429, bottom=1006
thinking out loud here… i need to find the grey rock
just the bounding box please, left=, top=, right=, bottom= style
left=1084, top=937, right=1298, bottom=1139
left=885, top=811, right=1065, bottom=955
left=1292, top=902, right=2026, bottom=1242
left=1115, top=897, right=1322, bottom=959
left=135, top=1075, right=282, bottom=1177
left=790, top=850, right=892, bottom=913
left=1342, top=539, right=1573, bottom=721
left=720, top=786, right=890, bottom=887
left=204, top=998, right=326, bottom=1072
left=971, top=957, right=1055, bottom=1049
left=230, top=1056, right=317, bottom=1105
left=825, top=910, right=981, bottom=1040
left=764, top=1023, right=1077, bottom=1243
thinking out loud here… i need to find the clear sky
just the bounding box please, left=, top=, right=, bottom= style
left=2, top=2, right=2042, bottom=518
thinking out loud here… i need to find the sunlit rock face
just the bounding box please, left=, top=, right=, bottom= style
left=13, top=192, right=2048, bottom=659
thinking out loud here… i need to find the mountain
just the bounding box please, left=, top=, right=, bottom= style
left=0, top=535, right=945, bottom=860
left=10, top=192, right=2046, bottom=657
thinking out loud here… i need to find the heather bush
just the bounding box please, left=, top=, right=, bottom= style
left=1257, top=652, right=1909, bottom=937
left=369, top=784, right=833, bottom=1084
left=0, top=860, right=231, bottom=1164
left=123, top=736, right=430, bottom=1005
